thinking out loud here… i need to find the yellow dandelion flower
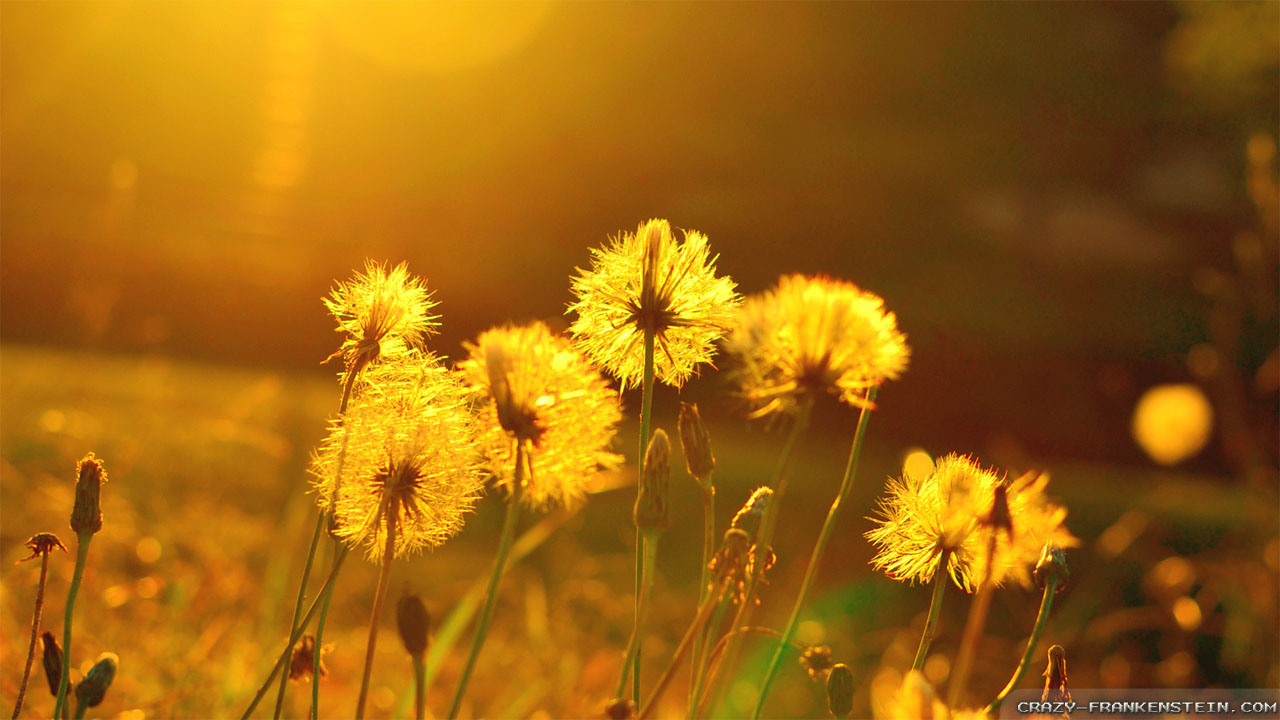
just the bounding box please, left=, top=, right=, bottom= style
left=873, top=670, right=990, bottom=720
left=568, top=219, right=741, bottom=389
left=727, top=275, right=909, bottom=418
left=324, top=260, right=440, bottom=373
left=865, top=454, right=1076, bottom=592
left=458, top=322, right=623, bottom=510
left=311, top=357, right=483, bottom=561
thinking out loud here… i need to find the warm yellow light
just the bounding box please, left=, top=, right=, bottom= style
left=1172, top=596, right=1203, bottom=631
left=902, top=448, right=934, bottom=482
left=1131, top=383, right=1214, bottom=465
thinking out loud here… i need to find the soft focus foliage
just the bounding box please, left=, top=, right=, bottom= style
left=458, top=322, right=622, bottom=510
left=568, top=219, right=741, bottom=389
left=726, top=275, right=909, bottom=417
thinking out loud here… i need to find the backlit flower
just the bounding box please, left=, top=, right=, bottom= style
left=568, top=219, right=741, bottom=389
left=312, top=357, right=483, bottom=561
left=458, top=322, right=623, bottom=510
left=865, top=454, right=1076, bottom=592
left=324, top=260, right=439, bottom=373
left=726, top=275, right=909, bottom=418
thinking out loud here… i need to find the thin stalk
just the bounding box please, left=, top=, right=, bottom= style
left=411, top=654, right=425, bottom=720
left=12, top=552, right=51, bottom=719
left=687, top=482, right=715, bottom=708
left=447, top=443, right=527, bottom=719
left=752, top=388, right=876, bottom=719
left=986, top=576, right=1059, bottom=715
left=912, top=555, right=950, bottom=671
left=53, top=536, right=91, bottom=720
left=947, top=533, right=999, bottom=707
left=241, top=548, right=349, bottom=720
left=634, top=326, right=656, bottom=703
left=697, top=398, right=812, bottom=718
left=688, top=590, right=732, bottom=719
left=355, top=514, right=398, bottom=720
left=638, top=575, right=731, bottom=720
left=616, top=533, right=661, bottom=698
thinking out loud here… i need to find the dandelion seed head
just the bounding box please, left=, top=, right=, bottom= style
left=458, top=322, right=623, bottom=510
left=324, top=260, right=439, bottom=373
left=726, top=275, right=909, bottom=418
left=311, top=357, right=484, bottom=562
left=567, top=219, right=741, bottom=389
left=865, top=454, right=1076, bottom=592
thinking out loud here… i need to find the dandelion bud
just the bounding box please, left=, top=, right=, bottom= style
left=397, top=590, right=430, bottom=659
left=730, top=486, right=773, bottom=535
left=41, top=632, right=62, bottom=696
left=288, top=635, right=327, bottom=681
left=74, top=652, right=117, bottom=709
left=678, top=402, right=715, bottom=483
left=1042, top=645, right=1071, bottom=704
left=70, top=453, right=108, bottom=536
left=800, top=644, right=834, bottom=680
left=986, top=483, right=1013, bottom=535
left=1034, top=542, right=1069, bottom=592
left=633, top=429, right=670, bottom=535
left=826, top=663, right=854, bottom=718
left=604, top=697, right=635, bottom=719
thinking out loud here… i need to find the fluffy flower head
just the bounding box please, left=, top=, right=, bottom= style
left=866, top=454, right=1076, bottom=592
left=324, top=260, right=440, bottom=372
left=727, top=275, right=909, bottom=417
left=568, top=219, right=741, bottom=389
left=312, top=357, right=483, bottom=561
left=459, top=322, right=623, bottom=510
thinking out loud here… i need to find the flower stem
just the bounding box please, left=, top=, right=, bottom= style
left=987, top=576, right=1059, bottom=715
left=638, top=573, right=730, bottom=720
left=912, top=555, right=949, bottom=671
left=634, top=326, right=656, bottom=703
left=355, top=514, right=397, bottom=720
left=274, top=517, right=323, bottom=720
left=947, top=533, right=998, bottom=707
left=752, top=387, right=876, bottom=719
left=12, top=552, right=51, bottom=719
left=53, top=535, right=91, bottom=720
left=241, top=548, right=349, bottom=720
left=411, top=654, right=426, bottom=720
left=447, top=443, right=526, bottom=720
left=687, top=481, right=715, bottom=708
left=697, top=397, right=813, bottom=718
left=310, top=544, right=338, bottom=720
left=688, top=590, right=732, bottom=719
left=616, top=532, right=660, bottom=698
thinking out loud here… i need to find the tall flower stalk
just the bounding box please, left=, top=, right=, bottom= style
left=678, top=402, right=717, bottom=707
left=987, top=543, right=1069, bottom=715
left=570, top=219, right=740, bottom=701
left=54, top=454, right=108, bottom=720
left=12, top=533, right=67, bottom=719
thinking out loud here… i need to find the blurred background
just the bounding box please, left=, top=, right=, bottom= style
left=2, top=2, right=1277, bottom=718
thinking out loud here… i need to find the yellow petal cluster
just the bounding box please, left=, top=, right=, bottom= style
left=725, top=275, right=909, bottom=418
left=311, top=357, right=484, bottom=562
left=324, top=260, right=440, bottom=373
left=865, top=454, right=1075, bottom=592
left=568, top=219, right=741, bottom=389
left=458, top=322, right=623, bottom=510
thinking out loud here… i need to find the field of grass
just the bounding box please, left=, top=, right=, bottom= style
left=2, top=343, right=1276, bottom=719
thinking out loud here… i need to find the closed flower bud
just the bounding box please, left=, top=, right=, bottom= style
left=826, top=663, right=854, bottom=717
left=678, top=402, right=715, bottom=483
left=1042, top=645, right=1071, bottom=704
left=397, top=590, right=430, bottom=658
left=71, top=453, right=108, bottom=536
left=41, top=632, right=62, bottom=696
left=730, top=486, right=773, bottom=535
left=604, top=697, right=635, bottom=719
left=74, top=652, right=118, bottom=709
left=633, top=430, right=670, bottom=535
left=1034, top=542, right=1069, bottom=592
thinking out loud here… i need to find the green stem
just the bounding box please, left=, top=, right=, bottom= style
left=638, top=574, right=730, bottom=720
left=12, top=552, right=50, bottom=720
left=241, top=548, right=349, bottom=720
left=912, top=556, right=949, bottom=671
left=689, top=590, right=732, bottom=719
left=53, top=535, right=91, bottom=720
left=698, top=398, right=812, bottom=718
left=412, top=654, right=425, bottom=720
left=688, top=482, right=715, bottom=708
left=634, top=326, right=656, bottom=703
left=355, top=514, right=397, bottom=720
left=987, top=577, right=1059, bottom=715
left=274, top=516, right=323, bottom=720
left=752, top=388, right=876, bottom=719
left=616, top=533, right=660, bottom=698
left=310, top=542, right=338, bottom=720
left=447, top=443, right=526, bottom=720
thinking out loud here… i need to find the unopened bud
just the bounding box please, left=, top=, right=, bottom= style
left=1042, top=645, right=1071, bottom=704
left=633, top=429, right=670, bottom=535
left=678, top=402, right=715, bottom=482
left=604, top=697, right=635, bottom=719
left=288, top=635, right=326, bottom=681
left=826, top=663, right=854, bottom=718
left=74, top=652, right=117, bottom=710
left=800, top=644, right=834, bottom=680
left=41, top=632, right=62, bottom=696
left=730, top=486, right=773, bottom=534
left=1034, top=542, right=1069, bottom=592
left=71, top=453, right=108, bottom=536
left=397, top=590, right=430, bottom=658
left=986, top=482, right=1013, bottom=535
